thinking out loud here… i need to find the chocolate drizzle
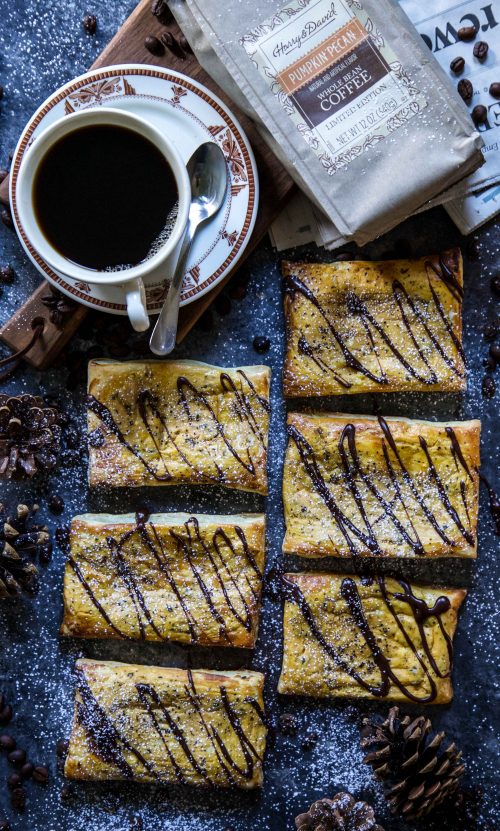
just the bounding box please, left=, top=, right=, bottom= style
left=283, top=575, right=454, bottom=703
left=68, top=514, right=262, bottom=644
left=87, top=369, right=268, bottom=485
left=288, top=417, right=476, bottom=556
left=284, top=252, right=465, bottom=387
left=75, top=667, right=265, bottom=785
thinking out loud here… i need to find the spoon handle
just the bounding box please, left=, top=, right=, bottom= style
left=149, top=218, right=197, bottom=356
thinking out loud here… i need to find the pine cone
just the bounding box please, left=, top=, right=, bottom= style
left=361, top=707, right=465, bottom=820
left=295, top=792, right=384, bottom=831
left=0, top=503, right=51, bottom=597
left=0, top=394, right=63, bottom=479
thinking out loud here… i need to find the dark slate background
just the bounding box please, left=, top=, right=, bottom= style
left=0, top=2, right=499, bottom=830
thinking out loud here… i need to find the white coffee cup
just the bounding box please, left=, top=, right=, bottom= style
left=15, top=107, right=191, bottom=332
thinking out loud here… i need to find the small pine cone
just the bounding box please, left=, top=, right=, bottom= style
left=0, top=395, right=63, bottom=479
left=295, top=792, right=384, bottom=831
left=0, top=503, right=51, bottom=597
left=361, top=707, right=465, bottom=820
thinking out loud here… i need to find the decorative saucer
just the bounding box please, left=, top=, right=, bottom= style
left=10, top=64, right=259, bottom=314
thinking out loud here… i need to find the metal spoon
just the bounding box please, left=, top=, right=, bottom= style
left=149, top=142, right=228, bottom=356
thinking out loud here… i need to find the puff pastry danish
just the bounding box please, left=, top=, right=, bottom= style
left=278, top=573, right=466, bottom=703
left=65, top=659, right=267, bottom=788
left=283, top=412, right=480, bottom=559
left=282, top=249, right=466, bottom=396
left=61, top=512, right=265, bottom=648
left=87, top=360, right=270, bottom=493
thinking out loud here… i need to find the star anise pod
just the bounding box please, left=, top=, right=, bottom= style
left=0, top=503, right=52, bottom=597
left=295, top=792, right=384, bottom=831
left=0, top=395, right=63, bottom=479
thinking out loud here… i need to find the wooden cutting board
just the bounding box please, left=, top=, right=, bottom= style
left=0, top=0, right=294, bottom=365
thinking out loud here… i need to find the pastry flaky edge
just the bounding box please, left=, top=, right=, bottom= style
left=277, top=572, right=467, bottom=704
left=283, top=411, right=481, bottom=559
left=60, top=512, right=266, bottom=648
left=65, top=658, right=267, bottom=788
left=282, top=249, right=466, bottom=397
left=87, top=359, right=271, bottom=494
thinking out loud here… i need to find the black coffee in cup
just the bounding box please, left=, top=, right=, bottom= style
left=33, top=124, right=178, bottom=271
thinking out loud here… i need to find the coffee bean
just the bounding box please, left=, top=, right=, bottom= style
left=60, top=784, right=73, bottom=801
left=10, top=787, right=26, bottom=811
left=457, top=79, right=473, bottom=102
left=144, top=34, right=164, bottom=56
left=489, top=344, right=500, bottom=364
left=473, top=41, right=489, bottom=60
left=489, top=82, right=500, bottom=98
left=492, top=275, right=500, bottom=296
left=483, top=323, right=499, bottom=341
left=160, top=31, right=184, bottom=59
left=48, top=494, right=64, bottom=514
left=482, top=355, right=494, bottom=371
left=82, top=14, right=97, bottom=34
left=7, top=773, right=21, bottom=789
left=8, top=749, right=26, bottom=767
left=179, top=34, right=192, bottom=54
left=472, top=104, right=488, bottom=125
left=253, top=335, right=270, bottom=354
left=151, top=0, right=173, bottom=25
left=0, top=705, right=12, bottom=725
left=20, top=762, right=33, bottom=779
left=0, top=169, right=8, bottom=184
left=0, top=735, right=15, bottom=753
left=482, top=375, right=496, bottom=398
left=0, top=208, right=13, bottom=229
left=450, top=56, right=465, bottom=74
left=279, top=713, right=297, bottom=735
left=458, top=25, right=477, bottom=40
left=33, top=765, right=49, bottom=784
left=56, top=739, right=69, bottom=758
left=301, top=730, right=319, bottom=751
left=0, top=265, right=15, bottom=284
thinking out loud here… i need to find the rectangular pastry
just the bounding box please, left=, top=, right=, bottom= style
left=65, top=659, right=267, bottom=788
left=283, top=412, right=480, bottom=559
left=278, top=572, right=466, bottom=704
left=282, top=249, right=466, bottom=396
left=61, top=511, right=266, bottom=648
left=87, top=359, right=270, bottom=493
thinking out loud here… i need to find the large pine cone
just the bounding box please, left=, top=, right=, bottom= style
left=361, top=707, right=465, bottom=820
left=0, top=394, right=63, bottom=479
left=295, top=792, right=384, bottom=831
left=0, top=504, right=51, bottom=597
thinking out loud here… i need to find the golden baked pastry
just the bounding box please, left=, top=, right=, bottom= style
left=65, top=659, right=267, bottom=788
left=283, top=412, right=480, bottom=559
left=282, top=249, right=466, bottom=396
left=61, top=511, right=266, bottom=648
left=278, top=572, right=466, bottom=703
left=87, top=359, right=270, bottom=493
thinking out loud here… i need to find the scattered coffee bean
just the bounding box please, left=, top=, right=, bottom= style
left=491, top=275, right=500, bottom=296
left=0, top=819, right=11, bottom=830
left=482, top=375, right=496, bottom=398
left=482, top=355, right=495, bottom=371
left=215, top=294, right=231, bottom=316
left=144, top=34, right=164, bottom=56
left=7, top=773, right=21, bottom=789
left=0, top=208, right=13, bottom=229
left=301, top=730, right=319, bottom=751
left=0, top=265, right=15, bottom=284
left=450, top=56, right=465, bottom=74
left=472, top=104, right=488, bottom=125
left=20, top=762, right=33, bottom=780
left=179, top=34, right=193, bottom=54
left=56, top=739, right=69, bottom=758
left=483, top=322, right=499, bottom=341
left=489, top=344, right=500, bottom=364
left=10, top=787, right=26, bottom=811
left=0, top=705, right=12, bottom=725
left=8, top=749, right=26, bottom=767
left=82, top=14, right=97, bottom=34
left=489, top=82, right=500, bottom=98
left=151, top=0, right=173, bottom=25
left=0, top=735, right=15, bottom=753
left=0, top=169, right=8, bottom=184
left=279, top=713, right=297, bottom=735
left=60, top=784, right=73, bottom=801
left=160, top=31, right=185, bottom=59
left=458, top=25, right=477, bottom=40
left=33, top=765, right=49, bottom=784
left=473, top=41, right=489, bottom=60
left=253, top=335, right=270, bottom=354
left=457, top=78, right=473, bottom=102
left=48, top=494, right=64, bottom=514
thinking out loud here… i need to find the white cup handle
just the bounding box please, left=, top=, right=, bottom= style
left=125, top=278, right=149, bottom=332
